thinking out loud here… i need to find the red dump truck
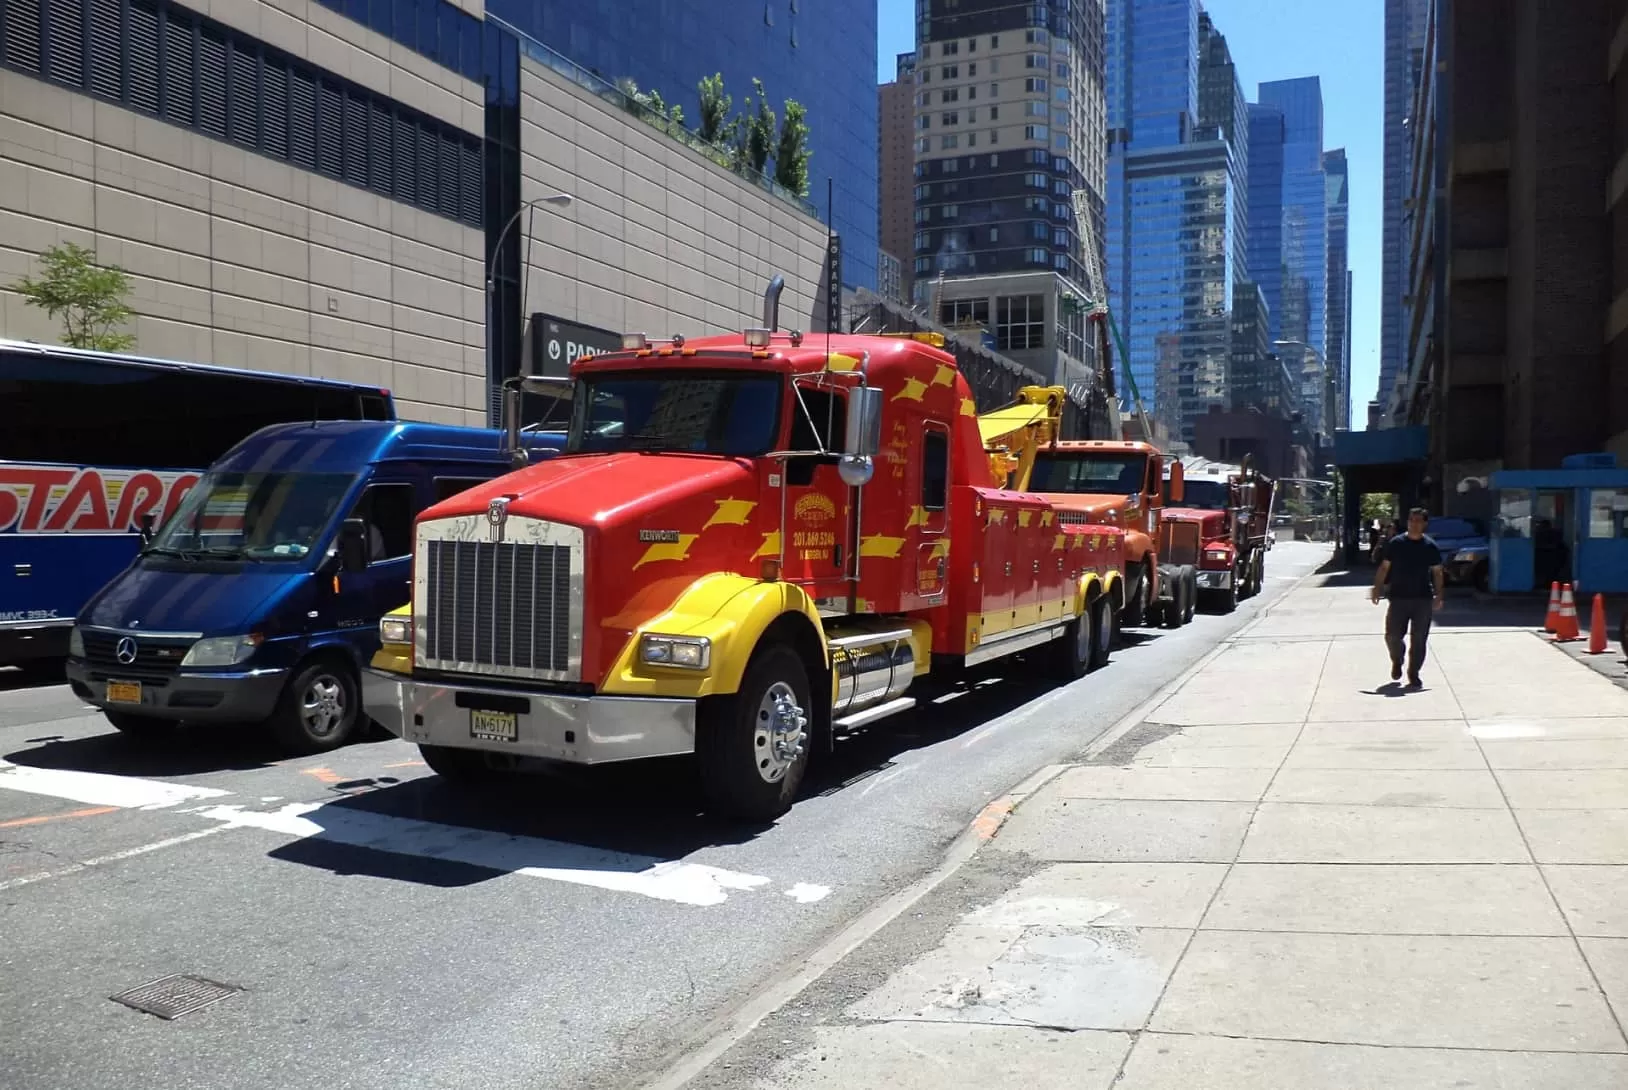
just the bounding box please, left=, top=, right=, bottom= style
left=363, top=283, right=1126, bottom=820
left=1159, top=455, right=1276, bottom=613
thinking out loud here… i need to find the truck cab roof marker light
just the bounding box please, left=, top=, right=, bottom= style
left=620, top=333, right=650, bottom=351
left=743, top=328, right=772, bottom=349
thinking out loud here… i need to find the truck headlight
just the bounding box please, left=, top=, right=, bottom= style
left=640, top=634, right=711, bottom=669
left=379, top=616, right=412, bottom=645
left=181, top=634, right=262, bottom=667
left=68, top=627, right=85, bottom=658
left=1205, top=550, right=1230, bottom=562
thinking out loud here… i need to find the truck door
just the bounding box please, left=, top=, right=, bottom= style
left=909, top=422, right=950, bottom=609
left=778, top=384, right=855, bottom=606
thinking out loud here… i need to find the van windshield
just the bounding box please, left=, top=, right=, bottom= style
left=148, top=471, right=357, bottom=561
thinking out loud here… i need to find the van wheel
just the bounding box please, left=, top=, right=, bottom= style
left=105, top=710, right=176, bottom=741
left=696, top=644, right=810, bottom=823
left=1088, top=597, right=1112, bottom=672
left=270, top=660, right=360, bottom=755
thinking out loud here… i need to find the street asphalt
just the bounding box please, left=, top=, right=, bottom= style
left=0, top=541, right=1329, bottom=1090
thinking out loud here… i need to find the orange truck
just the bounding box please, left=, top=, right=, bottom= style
left=991, top=404, right=1187, bottom=634
left=1160, top=455, right=1276, bottom=612
left=363, top=284, right=1125, bottom=821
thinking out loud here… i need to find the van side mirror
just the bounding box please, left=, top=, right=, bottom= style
left=337, top=518, right=370, bottom=573
left=1167, top=460, right=1185, bottom=505
left=138, top=512, right=156, bottom=546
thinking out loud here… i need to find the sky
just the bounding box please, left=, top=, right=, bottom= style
left=876, top=0, right=1385, bottom=431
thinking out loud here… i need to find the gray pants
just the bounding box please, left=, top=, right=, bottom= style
left=1385, top=597, right=1434, bottom=678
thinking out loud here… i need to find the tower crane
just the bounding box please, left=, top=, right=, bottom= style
left=1072, top=188, right=1154, bottom=442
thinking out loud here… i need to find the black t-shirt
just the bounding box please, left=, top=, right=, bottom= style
left=1384, top=533, right=1443, bottom=599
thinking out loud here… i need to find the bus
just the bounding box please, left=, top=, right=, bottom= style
left=0, top=338, right=396, bottom=676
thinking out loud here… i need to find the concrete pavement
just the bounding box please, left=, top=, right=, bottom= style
left=701, top=565, right=1628, bottom=1089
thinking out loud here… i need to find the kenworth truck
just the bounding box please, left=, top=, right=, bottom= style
left=363, top=289, right=1125, bottom=820
left=1161, top=455, right=1276, bottom=612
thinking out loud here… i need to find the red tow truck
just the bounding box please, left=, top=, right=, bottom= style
left=363, top=282, right=1126, bottom=820
left=1159, top=455, right=1276, bottom=613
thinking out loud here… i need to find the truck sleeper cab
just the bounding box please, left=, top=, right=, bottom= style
left=66, top=420, right=563, bottom=753
left=365, top=315, right=1125, bottom=822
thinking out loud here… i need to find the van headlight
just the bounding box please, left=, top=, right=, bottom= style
left=640, top=634, right=711, bottom=669
left=181, top=634, right=262, bottom=667
left=379, top=616, right=412, bottom=645
left=69, top=627, right=85, bottom=658
left=1454, top=550, right=1482, bottom=563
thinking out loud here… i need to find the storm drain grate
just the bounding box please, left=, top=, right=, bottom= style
left=110, top=974, right=242, bottom=1020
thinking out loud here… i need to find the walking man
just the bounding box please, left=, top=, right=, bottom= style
left=1370, top=507, right=1445, bottom=687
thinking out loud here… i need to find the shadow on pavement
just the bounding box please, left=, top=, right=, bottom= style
left=0, top=662, right=67, bottom=692
left=4, top=721, right=289, bottom=776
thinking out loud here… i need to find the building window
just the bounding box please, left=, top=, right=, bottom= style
left=941, top=298, right=989, bottom=327
left=967, top=85, right=976, bottom=100
left=941, top=65, right=958, bottom=79
left=914, top=207, right=929, bottom=223
left=966, top=37, right=977, bottom=52
left=967, top=132, right=977, bottom=147
left=915, top=136, right=930, bottom=154
left=920, top=43, right=931, bottom=59
left=942, top=158, right=959, bottom=173
left=941, top=111, right=959, bottom=125
left=1025, top=28, right=1048, bottom=45
left=1025, top=248, right=1047, bottom=265
left=996, top=295, right=1045, bottom=350
left=940, top=134, right=958, bottom=149
left=917, top=115, right=931, bottom=130
left=915, top=231, right=932, bottom=252
left=1025, top=100, right=1047, bottom=117
left=990, top=34, right=1000, bottom=47
left=990, top=82, right=1000, bottom=97
left=1024, top=125, right=1048, bottom=141
left=942, top=204, right=959, bottom=218
left=1032, top=222, right=1050, bottom=241
left=941, top=88, right=959, bottom=102
left=989, top=57, right=1000, bottom=74
left=989, top=154, right=999, bottom=167
left=1025, top=78, right=1048, bottom=93
left=1026, top=172, right=1047, bottom=188
left=1026, top=53, right=1046, bottom=68
left=942, top=40, right=959, bottom=55
left=967, top=108, right=977, bottom=123
left=990, top=105, right=999, bottom=120
left=1055, top=62, right=1070, bottom=78
left=989, top=227, right=999, bottom=242
left=2, top=0, right=482, bottom=228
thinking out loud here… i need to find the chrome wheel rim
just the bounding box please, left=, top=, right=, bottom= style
left=300, top=674, right=346, bottom=739
left=753, top=681, right=807, bottom=784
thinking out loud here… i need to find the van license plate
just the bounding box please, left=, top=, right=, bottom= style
left=106, top=680, right=142, bottom=704
left=470, top=709, right=518, bottom=742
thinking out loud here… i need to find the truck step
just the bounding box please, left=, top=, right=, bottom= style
left=833, top=696, right=918, bottom=732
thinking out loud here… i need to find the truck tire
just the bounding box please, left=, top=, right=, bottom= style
left=1088, top=597, right=1112, bottom=672
left=104, top=710, right=176, bottom=741
left=269, top=659, right=361, bottom=755
left=1160, top=567, right=1182, bottom=629
left=1122, top=562, right=1152, bottom=628
left=1051, top=603, right=1093, bottom=680
left=1181, top=567, right=1198, bottom=623
left=419, top=743, right=499, bottom=783
left=696, top=644, right=811, bottom=823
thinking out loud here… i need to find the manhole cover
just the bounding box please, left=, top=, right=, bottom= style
left=110, top=974, right=241, bottom=1020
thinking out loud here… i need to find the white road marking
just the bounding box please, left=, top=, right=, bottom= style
left=0, top=759, right=229, bottom=810
left=188, top=801, right=779, bottom=907
left=782, top=883, right=832, bottom=903
left=0, top=826, right=231, bottom=891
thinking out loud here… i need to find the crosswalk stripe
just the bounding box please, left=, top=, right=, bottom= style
left=0, top=759, right=229, bottom=810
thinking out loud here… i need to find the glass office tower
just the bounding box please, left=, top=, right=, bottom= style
left=486, top=0, right=880, bottom=290
left=1258, top=76, right=1327, bottom=356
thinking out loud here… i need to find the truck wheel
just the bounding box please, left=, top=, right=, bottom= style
left=696, top=644, right=811, bottom=822
left=104, top=710, right=176, bottom=741
left=1122, top=563, right=1152, bottom=628
left=1161, top=573, right=1183, bottom=629
left=269, top=659, right=361, bottom=755
left=419, top=743, right=499, bottom=783
left=1088, top=597, right=1112, bottom=672
left=1181, top=567, right=1198, bottom=623
left=1052, top=601, right=1094, bottom=680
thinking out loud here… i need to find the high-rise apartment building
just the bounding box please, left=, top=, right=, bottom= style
left=1379, top=0, right=1429, bottom=415
left=910, top=0, right=1108, bottom=292
left=1325, top=147, right=1351, bottom=431
left=1106, top=0, right=1246, bottom=443
left=880, top=52, right=919, bottom=304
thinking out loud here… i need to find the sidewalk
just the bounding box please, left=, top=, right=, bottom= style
left=710, top=567, right=1628, bottom=1089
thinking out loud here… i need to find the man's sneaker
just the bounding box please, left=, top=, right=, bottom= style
left=1406, top=674, right=1422, bottom=689
left=1391, top=662, right=1402, bottom=681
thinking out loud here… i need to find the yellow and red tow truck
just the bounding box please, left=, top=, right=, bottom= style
left=363, top=284, right=1125, bottom=820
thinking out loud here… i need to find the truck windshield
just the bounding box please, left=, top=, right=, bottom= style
left=1030, top=453, right=1148, bottom=496
left=147, top=471, right=357, bottom=561
left=1177, top=480, right=1230, bottom=510
left=565, top=371, right=783, bottom=456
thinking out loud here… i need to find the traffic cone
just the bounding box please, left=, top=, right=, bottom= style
left=1544, top=581, right=1561, bottom=632
left=1552, top=584, right=1581, bottom=643
left=1587, top=594, right=1610, bottom=655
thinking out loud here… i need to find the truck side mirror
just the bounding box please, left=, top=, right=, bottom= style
left=337, top=518, right=370, bottom=573
left=838, top=385, right=884, bottom=488
left=138, top=512, right=156, bottom=546
left=1167, top=460, right=1185, bottom=504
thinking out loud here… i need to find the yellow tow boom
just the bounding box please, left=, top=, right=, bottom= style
left=977, top=385, right=1066, bottom=492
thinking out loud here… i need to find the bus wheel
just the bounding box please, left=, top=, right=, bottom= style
left=696, top=644, right=810, bottom=823
left=270, top=659, right=360, bottom=755
left=105, top=710, right=176, bottom=742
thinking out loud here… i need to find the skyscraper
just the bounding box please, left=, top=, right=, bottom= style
left=880, top=53, right=919, bottom=304
left=1106, top=0, right=1246, bottom=443
left=1380, top=0, right=1430, bottom=415
left=910, top=0, right=1109, bottom=290
left=1246, top=102, right=1286, bottom=346
left=1325, top=148, right=1351, bottom=432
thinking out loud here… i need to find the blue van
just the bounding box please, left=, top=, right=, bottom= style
left=65, top=420, right=561, bottom=753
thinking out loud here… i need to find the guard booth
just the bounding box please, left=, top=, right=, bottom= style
left=1489, top=454, right=1628, bottom=594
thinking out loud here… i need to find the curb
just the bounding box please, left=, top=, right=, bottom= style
left=638, top=556, right=1318, bottom=1090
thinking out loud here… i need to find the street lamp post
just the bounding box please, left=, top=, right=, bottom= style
left=485, top=193, right=573, bottom=426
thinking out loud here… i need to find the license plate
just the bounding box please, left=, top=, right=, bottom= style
left=105, top=680, right=143, bottom=704
left=470, top=708, right=518, bottom=742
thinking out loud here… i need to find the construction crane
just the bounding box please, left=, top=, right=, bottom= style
left=1072, top=188, right=1153, bottom=442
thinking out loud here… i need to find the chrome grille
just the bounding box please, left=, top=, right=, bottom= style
left=424, top=540, right=572, bottom=673
left=81, top=630, right=192, bottom=677
left=1057, top=511, right=1097, bottom=527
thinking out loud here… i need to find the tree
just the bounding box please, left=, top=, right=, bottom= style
left=697, top=72, right=731, bottom=145
left=745, top=78, right=776, bottom=176
left=773, top=98, right=812, bottom=198
left=1360, top=492, right=1397, bottom=525
left=9, top=242, right=137, bottom=351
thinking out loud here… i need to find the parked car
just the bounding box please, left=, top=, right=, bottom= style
left=1428, top=516, right=1490, bottom=591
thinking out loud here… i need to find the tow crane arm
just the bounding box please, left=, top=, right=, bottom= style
left=976, top=385, right=1066, bottom=492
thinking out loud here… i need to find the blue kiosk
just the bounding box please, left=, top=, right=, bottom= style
left=1489, top=454, right=1628, bottom=594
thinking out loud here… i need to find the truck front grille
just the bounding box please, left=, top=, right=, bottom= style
left=80, top=630, right=191, bottom=678
left=424, top=540, right=573, bottom=673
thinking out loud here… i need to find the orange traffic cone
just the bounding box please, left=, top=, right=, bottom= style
left=1587, top=594, right=1610, bottom=654
left=1552, top=584, right=1581, bottom=642
left=1544, top=581, right=1562, bottom=632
